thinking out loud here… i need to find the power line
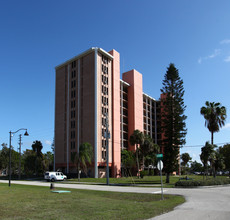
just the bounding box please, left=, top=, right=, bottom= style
left=183, top=141, right=230, bottom=148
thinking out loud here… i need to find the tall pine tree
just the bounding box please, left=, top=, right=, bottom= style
left=160, top=63, right=187, bottom=183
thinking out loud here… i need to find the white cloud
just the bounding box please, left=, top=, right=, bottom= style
left=198, top=49, right=221, bottom=64
left=208, top=49, right=221, bottom=58
left=45, top=140, right=52, bottom=146
left=224, top=56, right=230, bottom=62
left=223, top=123, right=230, bottom=129
left=220, top=39, right=230, bottom=44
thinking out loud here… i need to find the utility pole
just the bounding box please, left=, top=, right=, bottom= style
left=18, top=134, right=22, bottom=180
left=105, top=113, right=110, bottom=185
left=9, top=131, right=12, bottom=187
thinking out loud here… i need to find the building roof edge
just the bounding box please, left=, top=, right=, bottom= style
left=143, top=92, right=157, bottom=101
left=120, top=79, right=130, bottom=86
left=55, top=47, right=114, bottom=70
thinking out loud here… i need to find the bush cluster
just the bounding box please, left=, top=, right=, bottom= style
left=140, top=170, right=154, bottom=178
left=175, top=178, right=230, bottom=187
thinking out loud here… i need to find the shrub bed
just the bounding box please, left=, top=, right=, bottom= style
left=175, top=178, right=230, bottom=187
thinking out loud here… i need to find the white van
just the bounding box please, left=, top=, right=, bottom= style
left=44, top=172, right=67, bottom=182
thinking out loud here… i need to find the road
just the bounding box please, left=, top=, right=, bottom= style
left=1, top=180, right=230, bottom=220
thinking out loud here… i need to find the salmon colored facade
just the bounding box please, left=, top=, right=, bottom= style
left=55, top=47, right=163, bottom=178
left=122, top=70, right=143, bottom=151
left=108, top=49, right=121, bottom=177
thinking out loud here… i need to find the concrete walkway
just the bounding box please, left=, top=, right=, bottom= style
left=1, top=180, right=230, bottom=220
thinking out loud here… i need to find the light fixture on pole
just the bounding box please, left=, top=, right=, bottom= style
left=9, top=128, right=29, bottom=187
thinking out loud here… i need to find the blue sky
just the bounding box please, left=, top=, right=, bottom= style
left=1, top=0, right=230, bottom=163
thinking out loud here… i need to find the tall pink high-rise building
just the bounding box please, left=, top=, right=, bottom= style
left=55, top=47, right=162, bottom=178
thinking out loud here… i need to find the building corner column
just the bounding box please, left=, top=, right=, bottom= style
left=94, top=48, right=98, bottom=178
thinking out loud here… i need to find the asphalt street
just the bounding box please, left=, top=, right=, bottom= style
left=1, top=180, right=230, bottom=220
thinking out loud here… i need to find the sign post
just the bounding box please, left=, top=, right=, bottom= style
left=156, top=154, right=164, bottom=200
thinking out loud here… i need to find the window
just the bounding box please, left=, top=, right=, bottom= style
left=72, top=61, right=76, bottom=69
left=71, top=121, right=75, bottom=128
left=71, top=141, right=75, bottom=149
left=71, top=101, right=75, bottom=108
left=71, top=110, right=75, bottom=118
left=71, top=130, right=75, bottom=139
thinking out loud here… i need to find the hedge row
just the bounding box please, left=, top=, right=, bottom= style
left=175, top=178, right=230, bottom=187
left=140, top=170, right=154, bottom=178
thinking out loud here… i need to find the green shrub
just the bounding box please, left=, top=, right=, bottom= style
left=175, top=178, right=230, bottom=187
left=148, top=169, right=154, bottom=176
left=140, top=170, right=148, bottom=178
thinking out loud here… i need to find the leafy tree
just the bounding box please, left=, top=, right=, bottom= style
left=0, top=143, right=19, bottom=175
left=181, top=153, right=192, bottom=166
left=200, top=101, right=226, bottom=145
left=190, top=160, right=203, bottom=173
left=181, top=153, right=192, bottom=175
left=160, top=63, right=187, bottom=183
left=71, top=142, right=93, bottom=181
left=43, top=151, right=54, bottom=171
left=140, top=135, right=159, bottom=171
left=214, top=148, right=224, bottom=174
left=11, top=148, right=20, bottom=175
left=121, top=149, right=136, bottom=177
left=129, top=130, right=144, bottom=178
left=219, top=144, right=230, bottom=177
left=31, top=140, right=44, bottom=175
left=200, top=142, right=216, bottom=178
left=23, top=149, right=36, bottom=175
left=0, top=143, right=9, bottom=171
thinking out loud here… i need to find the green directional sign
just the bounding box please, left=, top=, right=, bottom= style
left=156, top=154, right=163, bottom=159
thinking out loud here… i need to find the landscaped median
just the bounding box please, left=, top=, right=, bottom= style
left=175, top=178, right=230, bottom=187
left=0, top=183, right=184, bottom=220
left=67, top=175, right=230, bottom=188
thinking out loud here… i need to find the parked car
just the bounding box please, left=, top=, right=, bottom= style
left=44, top=172, right=67, bottom=182
left=217, top=171, right=223, bottom=175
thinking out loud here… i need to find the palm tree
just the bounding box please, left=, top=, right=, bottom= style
left=31, top=140, right=43, bottom=175
left=71, top=142, right=93, bottom=181
left=200, top=142, right=216, bottom=178
left=140, top=134, right=159, bottom=170
left=181, top=153, right=192, bottom=175
left=129, top=130, right=144, bottom=178
left=200, top=101, right=226, bottom=145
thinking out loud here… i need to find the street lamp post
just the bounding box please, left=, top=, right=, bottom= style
left=9, top=128, right=29, bottom=187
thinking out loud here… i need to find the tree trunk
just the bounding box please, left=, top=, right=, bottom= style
left=142, top=156, right=145, bottom=170
left=78, top=161, right=80, bottom=182
left=211, top=131, right=213, bottom=145
left=136, top=145, right=140, bottom=178
left=166, top=172, right=170, bottom=183
left=212, top=164, right=216, bottom=178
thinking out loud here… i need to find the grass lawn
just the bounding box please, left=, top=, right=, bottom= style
left=0, top=183, right=184, bottom=220
left=67, top=175, right=229, bottom=188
